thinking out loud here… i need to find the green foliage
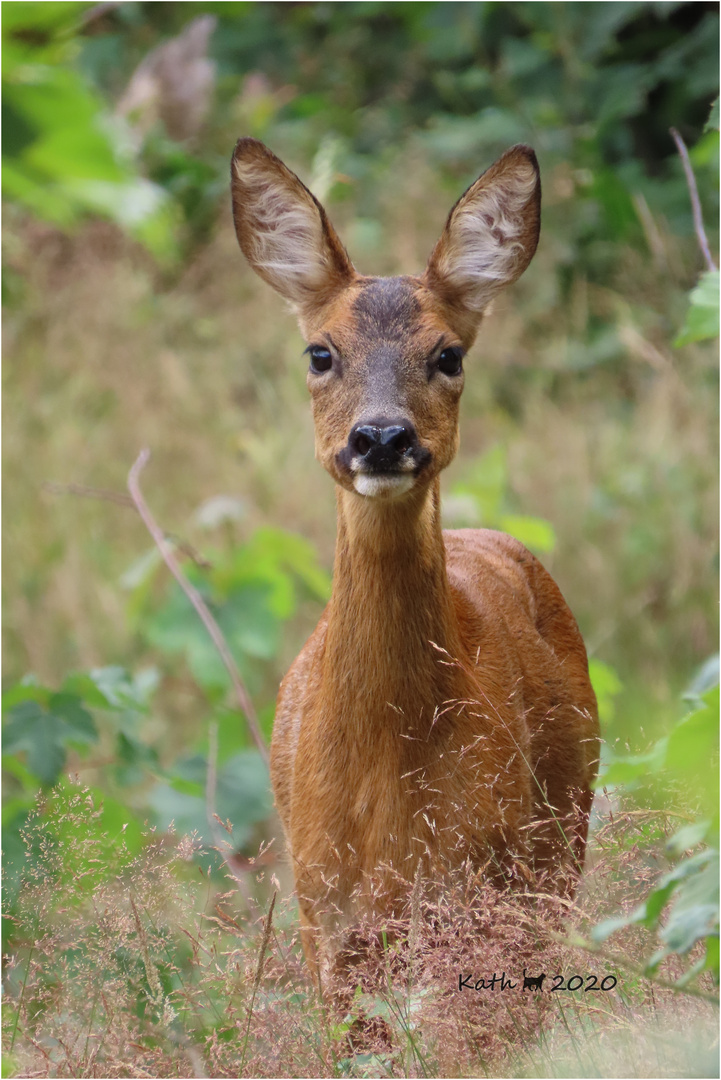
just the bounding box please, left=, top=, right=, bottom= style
left=3, top=682, right=97, bottom=786
left=593, top=663, right=720, bottom=985
left=3, top=2, right=719, bottom=275
left=588, top=659, right=623, bottom=726
left=2, top=523, right=327, bottom=911
left=131, top=526, right=330, bottom=695
left=592, top=827, right=719, bottom=985
left=2, top=665, right=159, bottom=789
left=149, top=747, right=271, bottom=849
left=675, top=270, right=720, bottom=346
left=2, top=666, right=158, bottom=908
left=2, top=1, right=178, bottom=258
left=600, top=669, right=719, bottom=818
left=445, top=444, right=556, bottom=554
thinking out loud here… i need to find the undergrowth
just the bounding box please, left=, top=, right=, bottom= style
left=3, top=784, right=717, bottom=1079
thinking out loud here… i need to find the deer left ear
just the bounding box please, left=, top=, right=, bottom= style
left=231, top=137, right=355, bottom=312
left=423, top=145, right=540, bottom=318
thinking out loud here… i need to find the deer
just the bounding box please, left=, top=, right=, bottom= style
left=230, top=138, right=600, bottom=991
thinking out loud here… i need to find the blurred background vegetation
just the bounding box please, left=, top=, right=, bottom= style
left=2, top=2, right=719, bottom=1074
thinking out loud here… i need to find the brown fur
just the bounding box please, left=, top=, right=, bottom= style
left=230, top=139, right=600, bottom=986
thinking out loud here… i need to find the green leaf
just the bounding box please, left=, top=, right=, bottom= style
left=24, top=125, right=125, bottom=183
left=705, top=97, right=720, bottom=133
left=2, top=754, right=44, bottom=797
left=148, top=784, right=208, bottom=842
left=50, top=693, right=98, bottom=741
left=597, top=682, right=718, bottom=802
left=144, top=584, right=229, bottom=688
left=667, top=685, right=719, bottom=767
left=662, top=898, right=718, bottom=956
left=675, top=271, right=720, bottom=346
left=451, top=445, right=507, bottom=524
left=597, top=846, right=720, bottom=970
left=168, top=776, right=206, bottom=798
left=2, top=25, right=181, bottom=259
left=68, top=177, right=180, bottom=262
left=116, top=731, right=158, bottom=773
left=2, top=677, right=50, bottom=711
left=63, top=665, right=158, bottom=712
left=149, top=749, right=270, bottom=849
left=93, top=792, right=144, bottom=856
left=597, top=738, right=667, bottom=788
left=216, top=750, right=272, bottom=829
left=252, top=527, right=331, bottom=603
left=642, top=878, right=681, bottom=926
left=704, top=935, right=720, bottom=982
left=666, top=686, right=719, bottom=815
left=1, top=1053, right=19, bottom=1079
left=223, top=586, right=281, bottom=660
left=675, top=301, right=719, bottom=347
left=2, top=2, right=87, bottom=37
left=206, top=706, right=262, bottom=760
left=3, top=693, right=97, bottom=785
left=683, top=653, right=720, bottom=703
left=5, top=711, right=67, bottom=784
left=588, top=658, right=623, bottom=724
left=143, top=527, right=331, bottom=687
left=667, top=820, right=712, bottom=856
left=499, top=514, right=556, bottom=554
left=591, top=846, right=716, bottom=950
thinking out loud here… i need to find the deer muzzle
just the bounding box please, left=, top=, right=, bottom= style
left=338, top=419, right=431, bottom=498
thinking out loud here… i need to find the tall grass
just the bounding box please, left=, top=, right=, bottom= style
left=3, top=784, right=718, bottom=1078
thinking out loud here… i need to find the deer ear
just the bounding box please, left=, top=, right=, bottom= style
left=231, top=138, right=355, bottom=311
left=423, top=145, right=540, bottom=318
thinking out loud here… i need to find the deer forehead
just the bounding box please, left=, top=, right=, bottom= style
left=302, top=276, right=459, bottom=366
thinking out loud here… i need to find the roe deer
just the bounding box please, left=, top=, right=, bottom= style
left=230, top=138, right=600, bottom=986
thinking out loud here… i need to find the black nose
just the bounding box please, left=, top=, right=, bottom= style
left=349, top=423, right=416, bottom=462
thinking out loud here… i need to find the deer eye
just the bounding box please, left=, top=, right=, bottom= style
left=307, top=345, right=333, bottom=373
left=437, top=347, right=463, bottom=376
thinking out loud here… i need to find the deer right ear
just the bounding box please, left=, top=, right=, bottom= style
left=423, top=145, right=541, bottom=320
left=231, top=138, right=355, bottom=311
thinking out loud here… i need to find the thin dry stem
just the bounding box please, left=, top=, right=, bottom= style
left=127, top=448, right=269, bottom=766
left=44, top=480, right=137, bottom=509
left=670, top=127, right=717, bottom=273
left=46, top=480, right=213, bottom=568
left=240, top=890, right=277, bottom=1072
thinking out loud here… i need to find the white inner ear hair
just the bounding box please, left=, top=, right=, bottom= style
left=233, top=157, right=331, bottom=302
left=435, top=160, right=538, bottom=311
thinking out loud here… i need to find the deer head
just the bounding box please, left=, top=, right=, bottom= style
left=231, top=139, right=540, bottom=501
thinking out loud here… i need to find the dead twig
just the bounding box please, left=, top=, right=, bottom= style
left=670, top=127, right=717, bottom=273
left=240, top=890, right=277, bottom=1073
left=45, top=480, right=136, bottom=509
left=127, top=448, right=269, bottom=766
left=46, top=480, right=211, bottom=568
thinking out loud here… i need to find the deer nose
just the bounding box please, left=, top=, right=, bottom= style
left=350, top=423, right=416, bottom=462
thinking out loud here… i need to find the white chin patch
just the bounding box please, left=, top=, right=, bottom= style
left=353, top=474, right=415, bottom=499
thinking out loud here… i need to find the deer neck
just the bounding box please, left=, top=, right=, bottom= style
left=320, top=478, right=465, bottom=732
